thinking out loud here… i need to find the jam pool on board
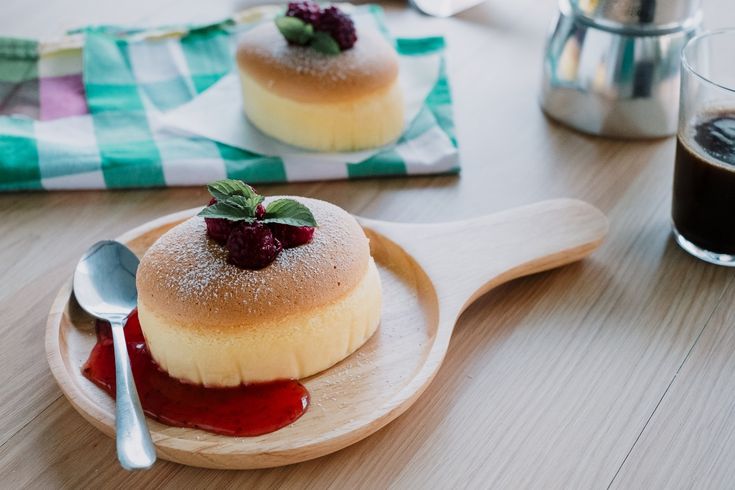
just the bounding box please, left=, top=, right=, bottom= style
left=82, top=309, right=310, bottom=437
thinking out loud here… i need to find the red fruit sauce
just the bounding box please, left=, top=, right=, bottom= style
left=82, top=309, right=309, bottom=436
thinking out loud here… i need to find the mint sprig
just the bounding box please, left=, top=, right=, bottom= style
left=309, top=31, right=340, bottom=55
left=274, top=14, right=342, bottom=55
left=207, top=179, right=259, bottom=202
left=262, top=199, right=318, bottom=227
left=198, top=179, right=318, bottom=227
left=275, top=16, right=314, bottom=45
left=198, top=196, right=258, bottom=222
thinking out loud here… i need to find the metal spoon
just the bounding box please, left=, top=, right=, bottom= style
left=73, top=240, right=156, bottom=470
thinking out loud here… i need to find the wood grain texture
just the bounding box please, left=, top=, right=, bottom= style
left=45, top=200, right=605, bottom=469
left=2, top=0, right=735, bottom=487
left=611, top=279, right=735, bottom=490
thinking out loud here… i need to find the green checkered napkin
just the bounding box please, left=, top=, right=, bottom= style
left=0, top=5, right=458, bottom=191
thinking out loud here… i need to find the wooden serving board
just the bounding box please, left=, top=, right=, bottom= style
left=46, top=198, right=608, bottom=470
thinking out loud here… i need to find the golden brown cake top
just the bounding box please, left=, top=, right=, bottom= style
left=136, top=197, right=371, bottom=330
left=236, top=22, right=399, bottom=103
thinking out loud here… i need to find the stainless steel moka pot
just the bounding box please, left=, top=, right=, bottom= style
left=540, top=0, right=702, bottom=138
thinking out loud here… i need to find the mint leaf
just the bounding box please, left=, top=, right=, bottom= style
left=275, top=16, right=314, bottom=45
left=198, top=195, right=259, bottom=222
left=262, top=199, right=318, bottom=227
left=241, top=193, right=265, bottom=210
left=207, top=179, right=259, bottom=202
left=309, top=31, right=341, bottom=55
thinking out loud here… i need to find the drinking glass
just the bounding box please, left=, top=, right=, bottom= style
left=672, top=29, right=735, bottom=266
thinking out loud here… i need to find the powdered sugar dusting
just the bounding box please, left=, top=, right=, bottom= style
left=136, top=197, right=370, bottom=328
left=237, top=22, right=396, bottom=87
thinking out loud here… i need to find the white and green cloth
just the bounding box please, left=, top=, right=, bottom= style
left=0, top=5, right=458, bottom=191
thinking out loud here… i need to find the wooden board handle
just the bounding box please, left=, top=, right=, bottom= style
left=360, top=199, right=608, bottom=317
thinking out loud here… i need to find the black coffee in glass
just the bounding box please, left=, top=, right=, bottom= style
left=672, top=30, right=735, bottom=265
left=673, top=113, right=735, bottom=256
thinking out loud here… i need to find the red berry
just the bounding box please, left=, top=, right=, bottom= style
left=204, top=198, right=234, bottom=244
left=255, top=203, right=266, bottom=220
left=226, top=222, right=283, bottom=269
left=269, top=224, right=315, bottom=248
left=286, top=1, right=321, bottom=25
left=315, top=6, right=357, bottom=50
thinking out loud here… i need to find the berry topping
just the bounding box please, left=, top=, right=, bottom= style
left=255, top=203, right=266, bottom=220
left=204, top=198, right=235, bottom=244
left=285, top=1, right=321, bottom=26
left=270, top=224, right=315, bottom=248
left=316, top=6, right=357, bottom=50
left=226, top=222, right=283, bottom=270
left=276, top=2, right=356, bottom=54
left=198, top=179, right=318, bottom=269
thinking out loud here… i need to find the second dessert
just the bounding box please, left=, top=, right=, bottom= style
left=236, top=2, right=404, bottom=152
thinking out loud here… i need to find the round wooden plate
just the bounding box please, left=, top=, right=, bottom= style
left=46, top=199, right=608, bottom=469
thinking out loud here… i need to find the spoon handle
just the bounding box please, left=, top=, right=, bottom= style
left=110, top=319, right=157, bottom=470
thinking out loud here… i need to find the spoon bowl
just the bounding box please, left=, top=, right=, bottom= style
left=73, top=241, right=139, bottom=321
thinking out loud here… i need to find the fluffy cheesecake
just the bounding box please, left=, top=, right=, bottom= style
left=136, top=197, right=382, bottom=387
left=235, top=22, right=404, bottom=152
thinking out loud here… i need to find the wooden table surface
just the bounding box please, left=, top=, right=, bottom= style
left=2, top=0, right=735, bottom=488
